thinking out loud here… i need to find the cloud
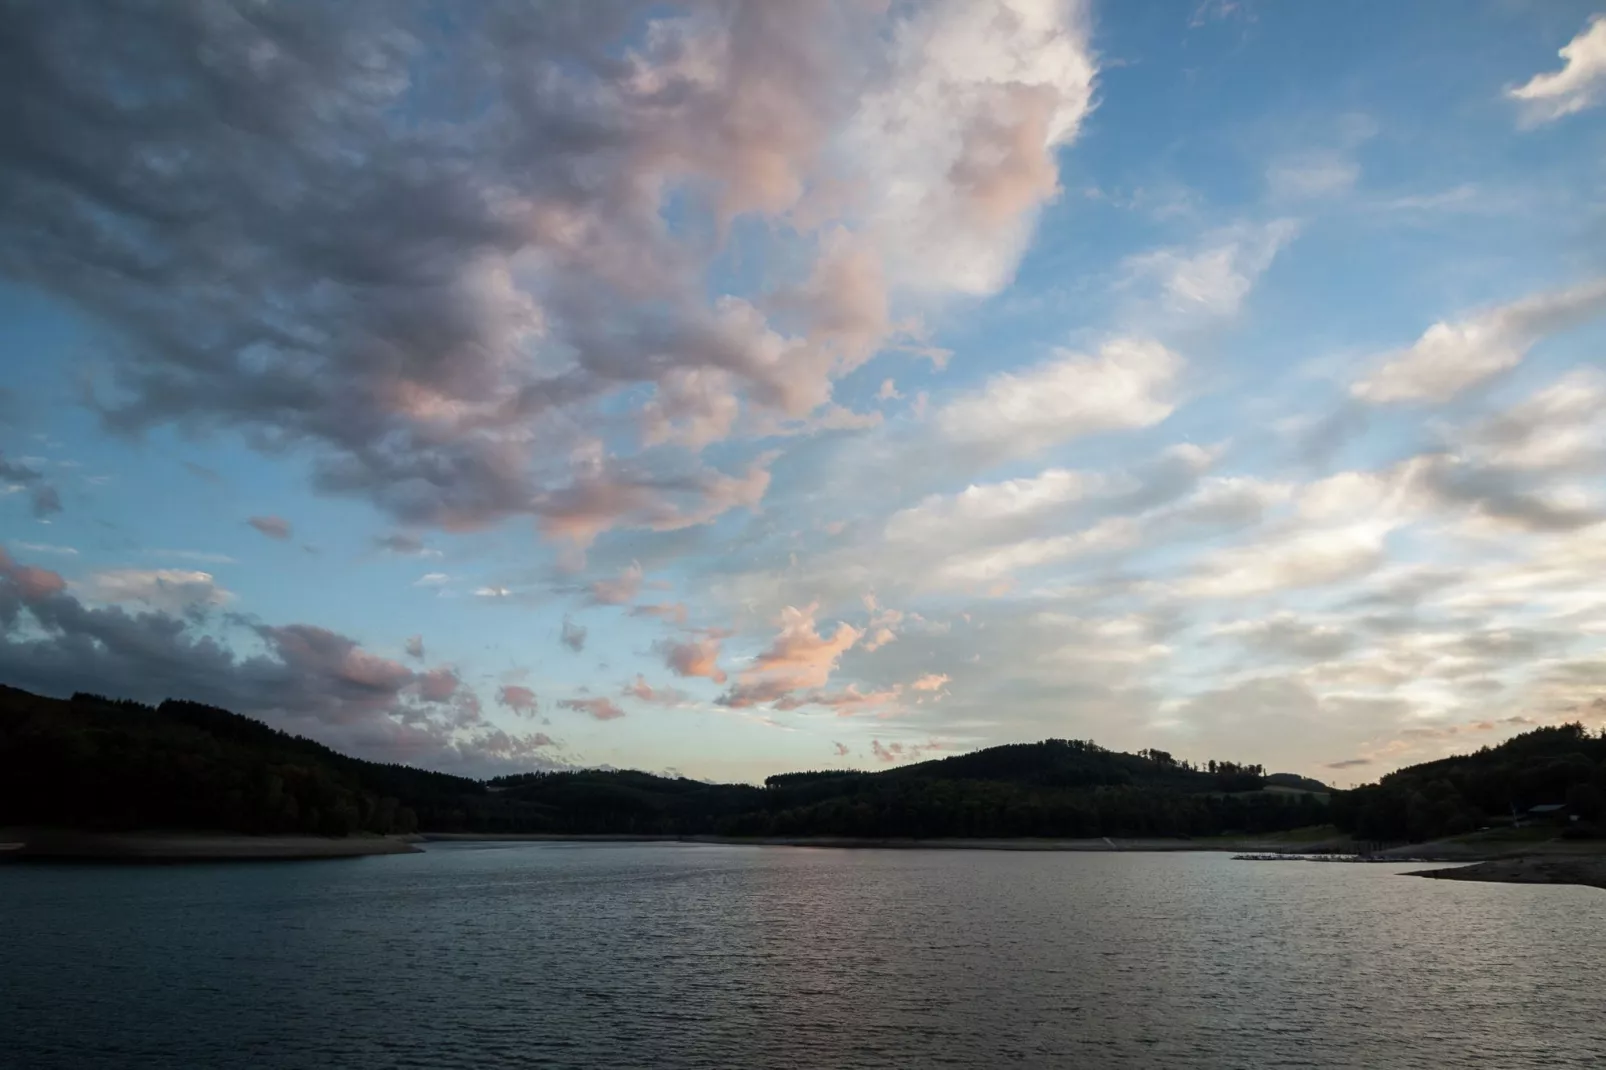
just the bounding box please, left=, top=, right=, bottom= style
left=14, top=542, right=77, bottom=556
left=496, top=685, right=539, bottom=717
left=534, top=454, right=775, bottom=547
left=935, top=338, right=1182, bottom=461
left=560, top=616, right=588, bottom=653
left=151, top=549, right=236, bottom=565
left=832, top=741, right=850, bottom=757
left=1351, top=278, right=1606, bottom=404
left=886, top=469, right=1099, bottom=544
left=247, top=516, right=293, bottom=541
left=0, top=1, right=1096, bottom=541
left=416, top=666, right=461, bottom=703
left=0, top=452, right=62, bottom=518
left=558, top=696, right=627, bottom=722
left=182, top=461, right=223, bottom=484
left=773, top=684, right=903, bottom=714
left=1121, top=220, right=1299, bottom=317
left=375, top=533, right=440, bottom=557
left=588, top=563, right=645, bottom=606
left=623, top=675, right=689, bottom=705
left=1508, top=14, right=1606, bottom=125
left=911, top=673, right=951, bottom=692
left=654, top=635, right=728, bottom=685
left=405, top=635, right=425, bottom=661
left=78, top=569, right=233, bottom=614
left=1180, top=522, right=1392, bottom=599
left=0, top=546, right=549, bottom=775
left=631, top=602, right=690, bottom=626
left=1215, top=614, right=1355, bottom=660
left=1460, top=368, right=1606, bottom=472
left=1266, top=155, right=1359, bottom=200
left=1325, top=758, right=1372, bottom=770
left=719, top=603, right=861, bottom=707
left=0, top=546, right=68, bottom=603
left=29, top=485, right=61, bottom=518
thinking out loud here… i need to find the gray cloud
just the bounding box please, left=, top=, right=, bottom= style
left=560, top=616, right=588, bottom=654
left=0, top=544, right=550, bottom=775
left=0, top=0, right=1095, bottom=542
left=0, top=451, right=62, bottom=518
left=247, top=515, right=292, bottom=541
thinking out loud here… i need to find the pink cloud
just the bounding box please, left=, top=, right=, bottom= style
left=496, top=685, right=539, bottom=716
left=719, top=603, right=861, bottom=707
left=623, top=675, right=690, bottom=705
left=416, top=666, right=460, bottom=703
left=773, top=684, right=903, bottom=715
left=655, top=635, right=728, bottom=685
left=558, top=696, right=627, bottom=722
left=588, top=562, right=644, bottom=605
left=631, top=602, right=690, bottom=626
left=0, top=547, right=67, bottom=602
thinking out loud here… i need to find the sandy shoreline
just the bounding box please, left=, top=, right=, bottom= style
left=2, top=830, right=422, bottom=862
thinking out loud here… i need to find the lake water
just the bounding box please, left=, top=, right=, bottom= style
left=3, top=843, right=1604, bottom=1069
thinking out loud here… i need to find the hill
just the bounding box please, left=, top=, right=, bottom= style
left=1, top=685, right=1331, bottom=839
left=1330, top=723, right=1606, bottom=842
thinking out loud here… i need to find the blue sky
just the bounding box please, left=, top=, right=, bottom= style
left=2, top=0, right=1605, bottom=783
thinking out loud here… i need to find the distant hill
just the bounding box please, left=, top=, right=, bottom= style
left=1263, top=773, right=1333, bottom=794
left=1330, top=724, right=1606, bottom=842
left=1, top=685, right=1332, bottom=839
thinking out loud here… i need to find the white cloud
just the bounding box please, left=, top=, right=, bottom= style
left=1351, top=278, right=1606, bottom=404
left=78, top=569, right=233, bottom=613
left=1266, top=154, right=1359, bottom=200
left=13, top=542, right=78, bottom=556
left=885, top=469, right=1098, bottom=543
left=1122, top=220, right=1299, bottom=318
left=935, top=516, right=1139, bottom=585
left=1508, top=14, right=1606, bottom=125
left=848, top=0, right=1098, bottom=297
left=936, top=337, right=1181, bottom=459
left=1179, top=522, right=1392, bottom=599
left=414, top=573, right=450, bottom=587
left=150, top=549, right=237, bottom=565
left=1462, top=368, right=1606, bottom=471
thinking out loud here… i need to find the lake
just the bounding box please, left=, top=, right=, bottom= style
left=3, top=843, right=1604, bottom=1068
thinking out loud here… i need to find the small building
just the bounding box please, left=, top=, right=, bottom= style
left=1526, top=803, right=1572, bottom=825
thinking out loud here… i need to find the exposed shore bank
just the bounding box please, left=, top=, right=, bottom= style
left=1409, top=855, right=1606, bottom=892
left=0, top=830, right=422, bottom=862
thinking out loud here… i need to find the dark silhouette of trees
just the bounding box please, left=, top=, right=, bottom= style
left=2, top=684, right=1333, bottom=840
left=1329, top=724, right=1606, bottom=842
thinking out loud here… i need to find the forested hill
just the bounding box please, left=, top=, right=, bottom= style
left=0, top=685, right=1331, bottom=839
left=1331, top=723, right=1606, bottom=842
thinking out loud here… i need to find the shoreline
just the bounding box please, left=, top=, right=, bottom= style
left=1, top=830, right=422, bottom=863
left=5, top=828, right=1601, bottom=890
left=422, top=832, right=1355, bottom=853
left=1408, top=856, right=1606, bottom=892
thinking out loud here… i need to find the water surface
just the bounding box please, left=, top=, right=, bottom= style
left=3, top=843, right=1603, bottom=1068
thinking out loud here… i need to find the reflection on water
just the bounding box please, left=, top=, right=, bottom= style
left=3, top=844, right=1604, bottom=1069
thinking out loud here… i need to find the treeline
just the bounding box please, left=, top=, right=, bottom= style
left=1, top=686, right=1335, bottom=839
left=1330, top=724, right=1606, bottom=842
left=0, top=688, right=485, bottom=836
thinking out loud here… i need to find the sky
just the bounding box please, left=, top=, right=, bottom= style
left=2, top=0, right=1605, bottom=785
